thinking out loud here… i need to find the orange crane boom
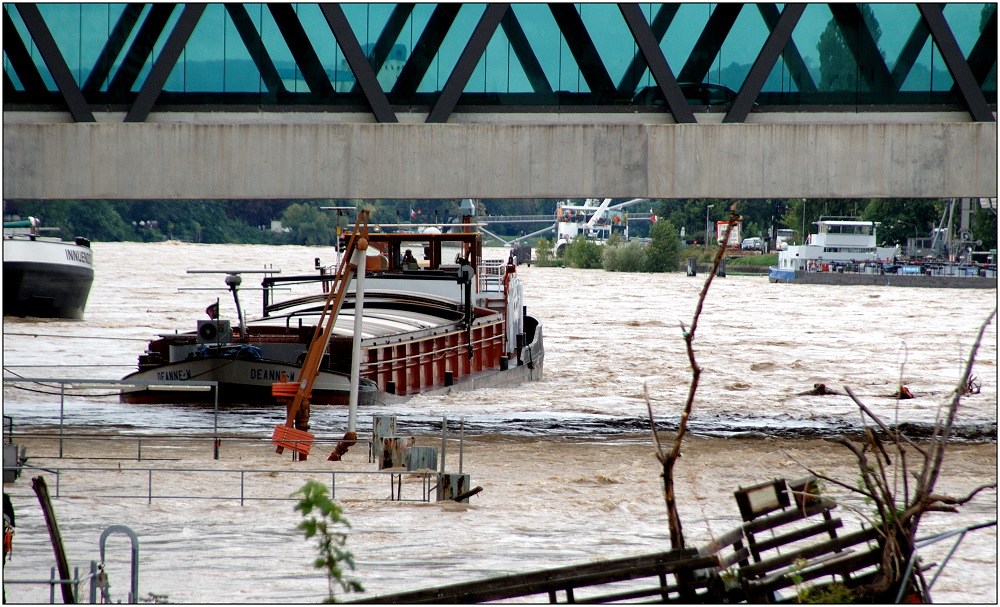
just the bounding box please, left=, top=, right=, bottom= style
left=271, top=211, right=370, bottom=459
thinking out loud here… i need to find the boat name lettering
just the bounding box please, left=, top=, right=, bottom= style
left=65, top=249, right=93, bottom=264
left=156, top=369, right=192, bottom=381
left=250, top=368, right=295, bottom=382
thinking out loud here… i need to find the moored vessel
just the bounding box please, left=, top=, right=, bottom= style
left=3, top=216, right=94, bottom=319
left=768, top=218, right=996, bottom=288
left=120, top=207, right=543, bottom=406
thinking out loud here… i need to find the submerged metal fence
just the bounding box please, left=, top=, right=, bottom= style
left=4, top=562, right=101, bottom=604
left=2, top=377, right=222, bottom=457
left=6, top=466, right=438, bottom=505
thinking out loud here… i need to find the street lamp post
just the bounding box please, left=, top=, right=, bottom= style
left=706, top=204, right=715, bottom=247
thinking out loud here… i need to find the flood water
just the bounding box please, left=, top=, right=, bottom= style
left=2, top=241, right=997, bottom=603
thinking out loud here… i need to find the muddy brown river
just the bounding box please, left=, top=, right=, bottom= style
left=3, top=241, right=996, bottom=603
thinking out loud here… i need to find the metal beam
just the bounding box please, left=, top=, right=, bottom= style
left=267, top=3, right=333, bottom=98
left=617, top=3, right=678, bottom=97
left=502, top=7, right=552, bottom=95
left=427, top=4, right=509, bottom=123
left=15, top=3, right=94, bottom=122
left=829, top=4, right=895, bottom=93
left=548, top=3, right=615, bottom=98
left=725, top=4, right=804, bottom=123
left=963, top=6, right=996, bottom=86
left=918, top=3, right=994, bottom=122
left=891, top=17, right=931, bottom=91
left=3, top=6, right=47, bottom=94
left=392, top=4, right=461, bottom=97
left=124, top=4, right=205, bottom=122
left=676, top=3, right=743, bottom=85
left=3, top=71, right=15, bottom=97
left=107, top=3, right=175, bottom=97
left=354, top=2, right=413, bottom=96
left=756, top=3, right=816, bottom=93
left=225, top=4, right=286, bottom=99
left=619, top=3, right=696, bottom=123
left=83, top=4, right=144, bottom=93
left=320, top=3, right=397, bottom=123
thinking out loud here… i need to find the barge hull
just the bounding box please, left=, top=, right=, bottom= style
left=768, top=269, right=996, bottom=289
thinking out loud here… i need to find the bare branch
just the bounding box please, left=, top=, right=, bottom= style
left=782, top=448, right=879, bottom=502
left=925, top=483, right=997, bottom=506
left=644, top=383, right=665, bottom=463
left=844, top=386, right=928, bottom=458
left=922, top=308, right=997, bottom=494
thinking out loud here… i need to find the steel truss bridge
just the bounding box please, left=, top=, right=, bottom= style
left=3, top=3, right=996, bottom=200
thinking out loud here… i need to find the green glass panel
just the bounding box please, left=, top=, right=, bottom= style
left=295, top=4, right=343, bottom=92
left=712, top=4, right=768, bottom=92
left=416, top=3, right=480, bottom=93
left=166, top=4, right=224, bottom=92
left=255, top=4, right=304, bottom=93
left=6, top=4, right=56, bottom=91
left=132, top=6, right=181, bottom=93
left=663, top=4, right=711, bottom=82
left=899, top=38, right=955, bottom=93
left=99, top=4, right=152, bottom=93
left=36, top=3, right=126, bottom=87
left=510, top=4, right=559, bottom=94
left=577, top=3, right=630, bottom=88
left=465, top=13, right=512, bottom=93
left=340, top=3, right=400, bottom=92
left=36, top=4, right=82, bottom=82
left=384, top=2, right=433, bottom=94
left=943, top=3, right=989, bottom=57
left=626, top=3, right=656, bottom=94
left=222, top=5, right=263, bottom=94
left=866, top=3, right=918, bottom=74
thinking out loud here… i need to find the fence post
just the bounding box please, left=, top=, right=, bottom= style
left=213, top=386, right=219, bottom=460
left=240, top=471, right=245, bottom=506
left=90, top=560, right=98, bottom=604
left=59, top=384, right=65, bottom=458
left=147, top=470, right=152, bottom=504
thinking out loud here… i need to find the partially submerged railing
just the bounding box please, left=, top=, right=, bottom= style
left=355, top=475, right=993, bottom=604
left=2, top=377, right=221, bottom=458
left=8, top=466, right=438, bottom=505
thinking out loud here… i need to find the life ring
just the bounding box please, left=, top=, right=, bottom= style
left=807, top=260, right=817, bottom=271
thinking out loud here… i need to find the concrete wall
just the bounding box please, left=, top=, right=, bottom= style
left=3, top=120, right=995, bottom=200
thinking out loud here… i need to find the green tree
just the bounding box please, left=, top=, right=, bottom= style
left=66, top=200, right=133, bottom=241
left=645, top=219, right=682, bottom=272
left=294, top=480, right=364, bottom=603
left=861, top=198, right=942, bottom=247
left=601, top=240, right=646, bottom=272
left=281, top=203, right=337, bottom=246
left=972, top=204, right=997, bottom=251
left=563, top=235, right=602, bottom=269
left=533, top=237, right=558, bottom=266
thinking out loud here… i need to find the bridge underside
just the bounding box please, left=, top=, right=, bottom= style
left=3, top=117, right=995, bottom=200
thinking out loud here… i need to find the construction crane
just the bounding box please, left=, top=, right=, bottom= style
left=271, top=210, right=371, bottom=461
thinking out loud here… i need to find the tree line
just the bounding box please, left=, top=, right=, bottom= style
left=3, top=198, right=995, bottom=254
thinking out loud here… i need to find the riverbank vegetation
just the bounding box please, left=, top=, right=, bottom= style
left=3, top=198, right=995, bottom=255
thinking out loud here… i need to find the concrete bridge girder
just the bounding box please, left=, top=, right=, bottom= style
left=3, top=119, right=995, bottom=200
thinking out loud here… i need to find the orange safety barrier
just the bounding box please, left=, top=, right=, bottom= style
left=271, top=424, right=314, bottom=456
